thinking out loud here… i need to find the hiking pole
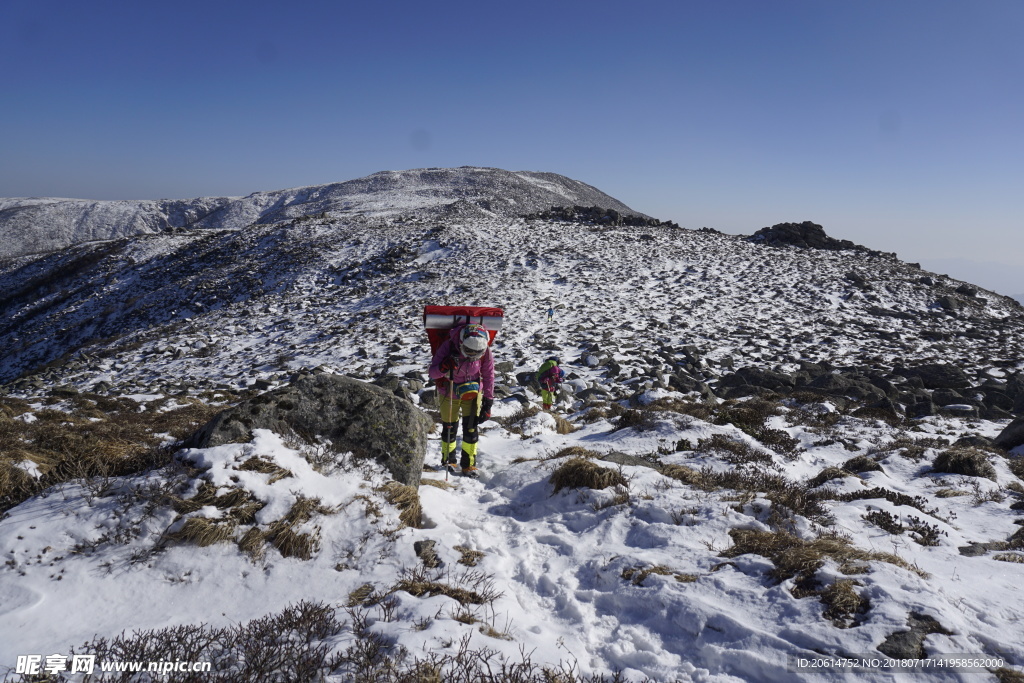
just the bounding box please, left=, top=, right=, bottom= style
left=446, top=365, right=455, bottom=482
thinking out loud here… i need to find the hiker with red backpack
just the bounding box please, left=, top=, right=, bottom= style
left=537, top=356, right=565, bottom=410
left=428, top=322, right=495, bottom=477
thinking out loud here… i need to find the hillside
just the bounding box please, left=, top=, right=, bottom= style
left=1, top=169, right=1023, bottom=681
left=0, top=167, right=647, bottom=260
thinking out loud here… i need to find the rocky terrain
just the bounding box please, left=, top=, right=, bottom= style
left=1, top=168, right=1023, bottom=681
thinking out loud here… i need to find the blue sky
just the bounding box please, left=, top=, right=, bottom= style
left=2, top=0, right=1022, bottom=293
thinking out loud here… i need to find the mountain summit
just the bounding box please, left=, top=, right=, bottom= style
left=0, top=167, right=646, bottom=260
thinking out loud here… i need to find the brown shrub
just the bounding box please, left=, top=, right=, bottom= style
left=933, top=447, right=996, bottom=480
left=644, top=397, right=713, bottom=421
left=612, top=409, right=657, bottom=432
left=495, top=405, right=541, bottom=434
left=549, top=458, right=628, bottom=494
left=807, top=467, right=854, bottom=489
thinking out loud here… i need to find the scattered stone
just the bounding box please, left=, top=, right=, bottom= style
left=876, top=612, right=952, bottom=659
left=414, top=540, right=443, bottom=568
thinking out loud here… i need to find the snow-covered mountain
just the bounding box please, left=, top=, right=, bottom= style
left=0, top=167, right=647, bottom=260
left=1, top=168, right=1023, bottom=682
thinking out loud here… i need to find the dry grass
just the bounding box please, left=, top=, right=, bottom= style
left=994, top=553, right=1024, bottom=564
left=819, top=579, right=870, bottom=628
left=0, top=394, right=220, bottom=513
left=934, top=487, right=970, bottom=498
left=643, top=397, right=713, bottom=421
left=170, top=481, right=266, bottom=524
left=550, top=458, right=628, bottom=494
left=696, top=434, right=774, bottom=466
left=873, top=435, right=950, bottom=462
left=164, top=517, right=237, bottom=547
left=261, top=496, right=334, bottom=560
left=659, top=464, right=704, bottom=487
left=1008, top=458, right=1024, bottom=482
left=420, top=478, right=456, bottom=490
left=723, top=528, right=928, bottom=580
left=621, top=564, right=698, bottom=586
left=379, top=481, right=422, bottom=529
left=933, top=447, right=997, bottom=480
left=266, top=523, right=319, bottom=560
left=238, top=526, right=266, bottom=561
left=393, top=566, right=502, bottom=606
left=807, top=467, right=856, bottom=488
left=495, top=405, right=541, bottom=434
left=454, top=545, right=486, bottom=567
left=552, top=413, right=576, bottom=434
left=238, top=455, right=294, bottom=483
left=610, top=409, right=658, bottom=433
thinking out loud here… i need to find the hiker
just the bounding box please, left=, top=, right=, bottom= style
left=536, top=356, right=565, bottom=410
left=428, top=323, right=495, bottom=475
left=547, top=306, right=555, bottom=322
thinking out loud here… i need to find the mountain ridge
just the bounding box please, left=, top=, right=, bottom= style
left=0, top=167, right=646, bottom=260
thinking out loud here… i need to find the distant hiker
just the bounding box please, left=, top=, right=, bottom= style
left=429, top=323, right=495, bottom=476
left=547, top=307, right=555, bottom=322
left=536, top=356, right=565, bottom=410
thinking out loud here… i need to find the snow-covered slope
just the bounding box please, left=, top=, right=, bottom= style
left=1, top=170, right=1023, bottom=681
left=0, top=167, right=646, bottom=260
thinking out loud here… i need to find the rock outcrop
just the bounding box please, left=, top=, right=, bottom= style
left=186, top=372, right=431, bottom=486
left=748, top=221, right=890, bottom=257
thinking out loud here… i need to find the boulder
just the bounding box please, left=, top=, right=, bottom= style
left=515, top=371, right=537, bottom=388
left=718, top=366, right=795, bottom=393
left=994, top=417, right=1024, bottom=451
left=931, top=388, right=965, bottom=406
left=186, top=372, right=432, bottom=486
left=895, top=363, right=971, bottom=390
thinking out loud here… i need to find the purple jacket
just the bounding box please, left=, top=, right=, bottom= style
left=429, top=326, right=495, bottom=400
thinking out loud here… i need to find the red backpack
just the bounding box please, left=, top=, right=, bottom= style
left=423, top=305, right=504, bottom=355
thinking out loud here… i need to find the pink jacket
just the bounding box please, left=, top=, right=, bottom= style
left=429, top=326, right=495, bottom=400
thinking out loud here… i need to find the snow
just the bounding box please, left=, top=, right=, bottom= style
left=2, top=394, right=1023, bottom=680
left=1, top=169, right=1023, bottom=680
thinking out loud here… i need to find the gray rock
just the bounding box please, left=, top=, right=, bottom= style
left=906, top=396, right=935, bottom=418
left=896, top=363, right=971, bottom=390
left=596, top=451, right=661, bottom=471
left=515, top=371, right=536, bottom=387
left=958, top=542, right=1000, bottom=557
left=414, top=540, right=443, bottom=568
left=995, top=417, right=1024, bottom=451
left=931, top=388, right=965, bottom=406
left=577, top=386, right=613, bottom=401
left=876, top=612, right=952, bottom=659
left=186, top=372, right=431, bottom=486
